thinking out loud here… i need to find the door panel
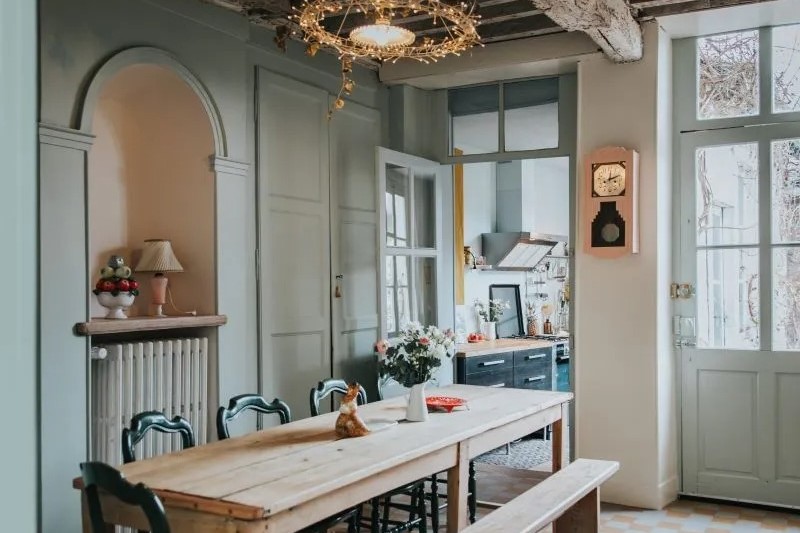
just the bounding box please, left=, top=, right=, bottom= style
left=330, top=101, right=382, bottom=404
left=776, top=372, right=800, bottom=480
left=679, top=124, right=800, bottom=507
left=258, top=69, right=331, bottom=420
left=697, top=370, right=758, bottom=475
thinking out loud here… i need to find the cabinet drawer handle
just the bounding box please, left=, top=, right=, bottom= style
left=524, top=375, right=547, bottom=383
left=479, top=360, right=505, bottom=367
left=525, top=353, right=546, bottom=361
left=489, top=383, right=506, bottom=388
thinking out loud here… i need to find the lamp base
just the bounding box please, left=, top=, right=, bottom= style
left=149, top=274, right=169, bottom=318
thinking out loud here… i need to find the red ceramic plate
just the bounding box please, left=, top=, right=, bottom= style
left=426, top=396, right=467, bottom=413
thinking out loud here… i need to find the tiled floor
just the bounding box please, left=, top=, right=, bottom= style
left=601, top=500, right=800, bottom=532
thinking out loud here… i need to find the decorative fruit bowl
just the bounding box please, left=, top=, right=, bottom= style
left=92, top=255, right=140, bottom=319
left=426, top=396, right=467, bottom=413
left=96, top=292, right=136, bottom=319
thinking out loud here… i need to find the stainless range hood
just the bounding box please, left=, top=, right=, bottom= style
left=482, top=232, right=566, bottom=271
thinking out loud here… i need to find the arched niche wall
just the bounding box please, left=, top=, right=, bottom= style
left=87, top=63, right=216, bottom=317
left=80, top=48, right=225, bottom=316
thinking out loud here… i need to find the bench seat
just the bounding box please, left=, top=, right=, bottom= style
left=462, top=458, right=619, bottom=533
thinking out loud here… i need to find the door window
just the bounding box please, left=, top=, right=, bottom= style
left=382, top=163, right=440, bottom=337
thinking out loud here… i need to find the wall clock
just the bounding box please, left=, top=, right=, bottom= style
left=583, top=146, right=639, bottom=258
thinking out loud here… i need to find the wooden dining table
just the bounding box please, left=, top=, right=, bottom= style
left=74, top=384, right=572, bottom=533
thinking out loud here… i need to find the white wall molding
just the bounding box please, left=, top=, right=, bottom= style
left=38, top=123, right=95, bottom=151
left=211, top=155, right=249, bottom=177
left=78, top=46, right=228, bottom=157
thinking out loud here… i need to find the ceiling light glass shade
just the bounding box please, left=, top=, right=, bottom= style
left=350, top=21, right=415, bottom=48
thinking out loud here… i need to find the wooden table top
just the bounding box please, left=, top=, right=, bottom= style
left=76, top=385, right=572, bottom=522
left=455, top=338, right=557, bottom=358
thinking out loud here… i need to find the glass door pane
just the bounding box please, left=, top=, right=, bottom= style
left=385, top=164, right=410, bottom=248
left=695, top=143, right=759, bottom=245
left=773, top=247, right=800, bottom=350
left=696, top=248, right=760, bottom=349
left=772, top=24, right=800, bottom=114
left=697, top=30, right=760, bottom=120
left=771, top=138, right=800, bottom=244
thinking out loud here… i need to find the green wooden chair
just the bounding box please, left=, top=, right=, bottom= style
left=218, top=392, right=360, bottom=533
left=312, top=378, right=428, bottom=533
left=80, top=461, right=170, bottom=533
left=217, top=393, right=291, bottom=439
left=121, top=411, right=195, bottom=464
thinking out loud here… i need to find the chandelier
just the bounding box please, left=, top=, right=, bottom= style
left=291, top=0, right=481, bottom=116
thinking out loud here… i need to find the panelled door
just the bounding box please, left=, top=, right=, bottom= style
left=257, top=69, right=332, bottom=420
left=329, top=100, right=382, bottom=403
left=678, top=123, right=800, bottom=507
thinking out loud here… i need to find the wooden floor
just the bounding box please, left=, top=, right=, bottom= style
left=336, top=463, right=800, bottom=532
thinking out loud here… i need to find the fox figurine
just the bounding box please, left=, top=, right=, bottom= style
left=335, top=382, right=370, bottom=438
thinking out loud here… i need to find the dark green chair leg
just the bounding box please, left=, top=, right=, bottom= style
left=468, top=461, right=476, bottom=523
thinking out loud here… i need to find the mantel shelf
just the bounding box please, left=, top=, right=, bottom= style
left=74, top=315, right=227, bottom=336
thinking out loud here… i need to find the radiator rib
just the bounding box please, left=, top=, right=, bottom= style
left=90, top=337, right=209, bottom=465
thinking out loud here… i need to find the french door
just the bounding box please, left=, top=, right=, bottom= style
left=678, top=123, right=800, bottom=507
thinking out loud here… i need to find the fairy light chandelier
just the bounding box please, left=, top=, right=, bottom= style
left=291, top=0, right=481, bottom=116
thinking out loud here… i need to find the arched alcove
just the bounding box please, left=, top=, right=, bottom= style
left=88, top=63, right=216, bottom=317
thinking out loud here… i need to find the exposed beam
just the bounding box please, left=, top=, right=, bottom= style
left=637, top=0, right=773, bottom=17
left=530, top=0, right=643, bottom=62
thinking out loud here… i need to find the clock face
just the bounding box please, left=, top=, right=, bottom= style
left=592, top=162, right=626, bottom=197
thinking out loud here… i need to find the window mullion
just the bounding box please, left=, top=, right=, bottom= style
left=408, top=167, right=416, bottom=249
left=759, top=27, right=772, bottom=118
left=498, top=81, right=505, bottom=155
left=758, top=138, right=772, bottom=351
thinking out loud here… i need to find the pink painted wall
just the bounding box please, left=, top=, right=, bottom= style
left=88, top=64, right=216, bottom=317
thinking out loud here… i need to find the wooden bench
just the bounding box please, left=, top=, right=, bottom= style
left=462, top=458, right=619, bottom=533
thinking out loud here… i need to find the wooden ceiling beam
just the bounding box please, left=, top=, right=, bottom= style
left=530, top=0, right=642, bottom=62
left=637, top=0, right=772, bottom=18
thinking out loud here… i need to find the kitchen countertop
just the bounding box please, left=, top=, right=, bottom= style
left=455, top=338, right=556, bottom=358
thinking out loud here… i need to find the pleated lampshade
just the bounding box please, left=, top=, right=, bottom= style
left=135, top=239, right=184, bottom=273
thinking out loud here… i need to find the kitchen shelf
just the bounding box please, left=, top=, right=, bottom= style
left=74, top=315, right=227, bottom=336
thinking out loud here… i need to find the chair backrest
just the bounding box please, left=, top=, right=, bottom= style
left=80, top=461, right=170, bottom=533
left=216, top=394, right=292, bottom=440
left=309, top=379, right=367, bottom=417
left=122, top=411, right=195, bottom=464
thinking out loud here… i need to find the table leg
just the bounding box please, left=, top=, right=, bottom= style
left=446, top=441, right=469, bottom=533
left=552, top=403, right=569, bottom=472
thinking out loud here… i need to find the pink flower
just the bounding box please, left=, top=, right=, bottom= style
left=374, top=339, right=389, bottom=355
left=419, top=337, right=430, bottom=346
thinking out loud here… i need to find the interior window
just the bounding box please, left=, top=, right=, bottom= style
left=503, top=78, right=559, bottom=152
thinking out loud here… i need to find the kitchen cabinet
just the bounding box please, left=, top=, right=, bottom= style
left=455, top=339, right=556, bottom=391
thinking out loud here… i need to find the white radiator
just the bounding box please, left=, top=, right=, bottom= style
left=90, top=338, right=209, bottom=465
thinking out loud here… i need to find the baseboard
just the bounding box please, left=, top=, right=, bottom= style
left=658, top=476, right=679, bottom=509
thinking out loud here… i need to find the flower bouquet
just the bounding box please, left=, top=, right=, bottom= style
left=375, top=323, right=455, bottom=421
left=473, top=298, right=509, bottom=340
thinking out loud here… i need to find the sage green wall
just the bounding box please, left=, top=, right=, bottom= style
left=0, top=2, right=38, bottom=532
left=39, top=0, right=387, bottom=530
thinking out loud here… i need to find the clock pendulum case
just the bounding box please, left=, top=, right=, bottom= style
left=583, top=146, right=639, bottom=258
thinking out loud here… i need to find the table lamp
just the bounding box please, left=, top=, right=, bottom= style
left=134, top=239, right=184, bottom=317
